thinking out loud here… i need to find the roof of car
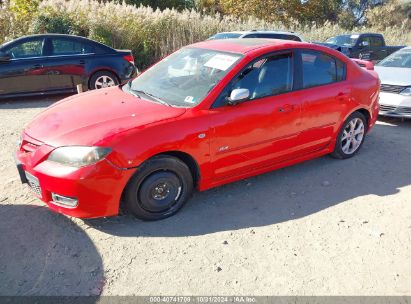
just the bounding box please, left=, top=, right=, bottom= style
left=1, top=34, right=87, bottom=47
left=333, top=33, right=382, bottom=37
left=218, top=30, right=298, bottom=35
left=0, top=34, right=114, bottom=50
left=190, top=38, right=304, bottom=54
left=13, top=33, right=92, bottom=40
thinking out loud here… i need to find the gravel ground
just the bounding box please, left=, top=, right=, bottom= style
left=0, top=96, right=410, bottom=296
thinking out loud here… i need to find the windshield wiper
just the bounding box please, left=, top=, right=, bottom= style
left=123, top=80, right=141, bottom=98
left=130, top=88, right=171, bottom=107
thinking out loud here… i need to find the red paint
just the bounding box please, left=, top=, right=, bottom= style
left=16, top=40, right=380, bottom=218
left=351, top=58, right=374, bottom=70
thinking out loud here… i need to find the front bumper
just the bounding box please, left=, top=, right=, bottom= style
left=15, top=137, right=136, bottom=218
left=379, top=92, right=411, bottom=118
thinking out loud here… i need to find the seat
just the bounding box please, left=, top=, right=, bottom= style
left=252, top=59, right=290, bottom=98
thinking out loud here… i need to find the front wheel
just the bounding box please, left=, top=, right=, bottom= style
left=331, top=112, right=367, bottom=159
left=124, top=156, right=194, bottom=221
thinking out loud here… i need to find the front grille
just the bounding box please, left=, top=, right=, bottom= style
left=380, top=84, right=406, bottom=94
left=25, top=171, right=42, bottom=198
left=379, top=104, right=411, bottom=115
left=379, top=104, right=397, bottom=112
left=397, top=106, right=411, bottom=114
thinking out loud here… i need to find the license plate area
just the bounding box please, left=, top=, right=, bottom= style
left=25, top=171, right=42, bottom=198
left=16, top=163, right=28, bottom=184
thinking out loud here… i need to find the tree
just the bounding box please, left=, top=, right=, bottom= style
left=339, top=0, right=386, bottom=28
left=193, top=0, right=222, bottom=14
left=219, top=0, right=343, bottom=26
left=366, top=0, right=411, bottom=29
left=219, top=0, right=291, bottom=23
left=298, top=0, right=343, bottom=24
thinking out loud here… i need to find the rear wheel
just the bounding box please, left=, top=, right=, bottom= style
left=331, top=111, right=367, bottom=159
left=124, top=156, right=194, bottom=221
left=89, top=71, right=119, bottom=90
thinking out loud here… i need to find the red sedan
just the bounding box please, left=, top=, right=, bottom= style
left=15, top=39, right=380, bottom=220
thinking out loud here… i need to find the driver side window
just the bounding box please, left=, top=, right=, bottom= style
left=233, top=52, right=293, bottom=100
left=5, top=39, right=44, bottom=59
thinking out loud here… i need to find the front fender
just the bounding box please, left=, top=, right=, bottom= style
left=105, top=111, right=212, bottom=178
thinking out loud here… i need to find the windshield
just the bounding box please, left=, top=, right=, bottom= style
left=377, top=49, right=411, bottom=68
left=326, top=35, right=358, bottom=46
left=127, top=48, right=242, bottom=107
left=208, top=33, right=242, bottom=40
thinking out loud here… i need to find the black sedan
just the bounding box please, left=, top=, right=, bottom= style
left=0, top=34, right=137, bottom=98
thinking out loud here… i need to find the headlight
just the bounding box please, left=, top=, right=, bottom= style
left=400, top=87, right=411, bottom=96
left=47, top=146, right=112, bottom=167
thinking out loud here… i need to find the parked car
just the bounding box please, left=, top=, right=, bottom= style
left=208, top=30, right=303, bottom=42
left=317, top=33, right=405, bottom=62
left=375, top=47, right=411, bottom=118
left=0, top=34, right=137, bottom=98
left=15, top=39, right=380, bottom=220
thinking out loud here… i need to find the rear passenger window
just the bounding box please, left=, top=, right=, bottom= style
left=243, top=34, right=258, bottom=38
left=51, top=38, right=93, bottom=55
left=301, top=50, right=345, bottom=88
left=287, top=35, right=302, bottom=42
left=255, top=34, right=282, bottom=39
left=370, top=36, right=384, bottom=47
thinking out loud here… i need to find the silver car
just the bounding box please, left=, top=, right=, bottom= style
left=375, top=47, right=411, bottom=118
left=207, top=30, right=303, bottom=42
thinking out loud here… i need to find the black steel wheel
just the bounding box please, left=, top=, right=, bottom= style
left=124, top=156, right=194, bottom=220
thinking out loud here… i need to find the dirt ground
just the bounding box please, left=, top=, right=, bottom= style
left=0, top=96, right=410, bottom=296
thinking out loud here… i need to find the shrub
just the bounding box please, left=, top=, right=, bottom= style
left=0, top=0, right=410, bottom=68
left=31, top=15, right=86, bottom=35
left=9, top=0, right=39, bottom=36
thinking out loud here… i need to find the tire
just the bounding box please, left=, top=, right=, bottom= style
left=89, top=71, right=119, bottom=90
left=331, top=111, right=368, bottom=159
left=124, top=156, right=194, bottom=221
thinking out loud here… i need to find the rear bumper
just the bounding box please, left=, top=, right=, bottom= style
left=119, top=63, right=137, bottom=84
left=15, top=149, right=136, bottom=218
left=367, top=93, right=380, bottom=132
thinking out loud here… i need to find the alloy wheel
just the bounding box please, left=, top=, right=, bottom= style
left=341, top=117, right=365, bottom=155
left=94, top=75, right=116, bottom=89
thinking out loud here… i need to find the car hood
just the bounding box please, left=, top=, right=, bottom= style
left=25, top=87, right=186, bottom=147
left=375, top=66, right=411, bottom=86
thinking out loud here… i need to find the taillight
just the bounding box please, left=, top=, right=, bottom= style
left=123, top=54, right=134, bottom=64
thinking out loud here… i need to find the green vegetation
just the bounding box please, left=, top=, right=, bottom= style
left=0, top=0, right=410, bottom=68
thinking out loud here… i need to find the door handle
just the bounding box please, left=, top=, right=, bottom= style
left=32, top=64, right=43, bottom=69
left=79, top=60, right=86, bottom=65
left=278, top=104, right=294, bottom=113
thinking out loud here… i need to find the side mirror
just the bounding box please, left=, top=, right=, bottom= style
left=0, top=51, right=11, bottom=62
left=227, top=88, right=250, bottom=105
